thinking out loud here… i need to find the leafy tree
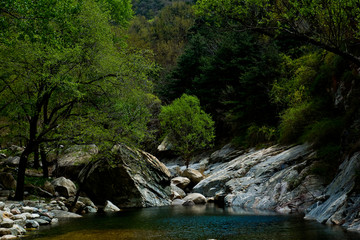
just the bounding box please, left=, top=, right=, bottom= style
left=163, top=23, right=282, bottom=138
left=195, top=0, right=360, bottom=66
left=0, top=0, right=156, bottom=200
left=159, top=94, right=215, bottom=167
left=131, top=0, right=194, bottom=19
left=102, top=0, right=134, bottom=25
left=127, top=1, right=196, bottom=74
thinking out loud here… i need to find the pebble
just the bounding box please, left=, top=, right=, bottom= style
left=10, top=208, right=20, bottom=215
left=25, top=220, right=39, bottom=229
left=0, top=219, right=14, bottom=228
left=21, top=206, right=34, bottom=213
left=0, top=235, right=17, bottom=240
left=0, top=228, right=12, bottom=236
left=34, top=218, right=49, bottom=225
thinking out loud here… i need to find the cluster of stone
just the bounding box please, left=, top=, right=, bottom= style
left=0, top=196, right=98, bottom=239
left=170, top=168, right=208, bottom=206
left=0, top=200, right=58, bottom=239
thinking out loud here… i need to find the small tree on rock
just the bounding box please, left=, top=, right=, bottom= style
left=159, top=94, right=215, bottom=167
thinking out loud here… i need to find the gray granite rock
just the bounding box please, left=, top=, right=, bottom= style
left=79, top=144, right=171, bottom=208
left=183, top=193, right=207, bottom=205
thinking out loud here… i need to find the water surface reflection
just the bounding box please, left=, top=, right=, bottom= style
left=28, top=205, right=360, bottom=240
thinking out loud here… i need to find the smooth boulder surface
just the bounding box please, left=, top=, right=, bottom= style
left=51, top=177, right=77, bottom=198
left=171, top=177, right=190, bottom=190
left=80, top=144, right=171, bottom=208
left=104, top=200, right=120, bottom=212
left=183, top=193, right=207, bottom=204
left=208, top=144, right=244, bottom=164
left=51, top=210, right=82, bottom=218
left=56, top=145, right=98, bottom=180
left=172, top=199, right=185, bottom=206
left=181, top=168, right=204, bottom=185
left=170, top=184, right=186, bottom=200
left=193, top=144, right=323, bottom=212
left=182, top=200, right=195, bottom=206
left=0, top=173, right=16, bottom=190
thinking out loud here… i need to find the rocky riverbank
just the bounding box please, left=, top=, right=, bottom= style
left=0, top=198, right=81, bottom=239
left=2, top=142, right=360, bottom=237
left=165, top=143, right=360, bottom=233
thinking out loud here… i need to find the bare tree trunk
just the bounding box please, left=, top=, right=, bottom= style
left=40, top=145, right=49, bottom=178
left=14, top=142, right=33, bottom=200
left=33, top=145, right=40, bottom=169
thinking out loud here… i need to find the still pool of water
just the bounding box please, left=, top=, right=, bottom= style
left=27, top=205, right=360, bottom=240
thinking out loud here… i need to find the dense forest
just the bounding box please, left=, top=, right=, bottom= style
left=2, top=0, right=360, bottom=202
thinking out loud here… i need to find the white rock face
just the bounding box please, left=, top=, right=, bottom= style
left=80, top=144, right=171, bottom=208
left=193, top=144, right=325, bottom=212
left=305, top=152, right=360, bottom=231
left=185, top=143, right=360, bottom=233
left=104, top=200, right=120, bottom=212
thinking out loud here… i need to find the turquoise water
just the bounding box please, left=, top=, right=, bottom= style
left=27, top=205, right=360, bottom=240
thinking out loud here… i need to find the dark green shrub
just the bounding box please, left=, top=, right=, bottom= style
left=300, top=118, right=344, bottom=147
left=24, top=176, right=48, bottom=187
left=245, top=125, right=277, bottom=147
left=278, top=101, right=320, bottom=143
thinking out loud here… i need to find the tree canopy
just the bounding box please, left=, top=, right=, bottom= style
left=195, top=0, right=360, bottom=66
left=159, top=94, right=215, bottom=167
left=0, top=0, right=157, bottom=200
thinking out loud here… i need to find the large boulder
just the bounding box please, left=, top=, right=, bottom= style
left=79, top=144, right=171, bottom=208
left=51, top=177, right=77, bottom=197
left=104, top=200, right=120, bottom=212
left=183, top=193, right=207, bottom=204
left=181, top=168, right=204, bottom=185
left=0, top=173, right=16, bottom=190
left=55, top=145, right=98, bottom=180
left=170, top=184, right=186, bottom=200
left=171, top=177, right=190, bottom=190
left=3, top=157, right=20, bottom=167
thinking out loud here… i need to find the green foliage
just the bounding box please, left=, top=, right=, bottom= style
left=159, top=94, right=215, bottom=165
left=164, top=24, right=282, bottom=138
left=271, top=51, right=324, bottom=107
left=128, top=1, right=195, bottom=71
left=301, top=118, right=344, bottom=148
left=316, top=144, right=342, bottom=165
left=245, top=125, right=277, bottom=147
left=131, top=0, right=194, bottom=19
left=24, top=176, right=48, bottom=188
left=195, top=0, right=360, bottom=65
left=310, top=143, right=342, bottom=184
left=278, top=101, right=321, bottom=144
left=0, top=0, right=158, bottom=199
left=101, top=0, right=134, bottom=25
left=0, top=0, right=157, bottom=149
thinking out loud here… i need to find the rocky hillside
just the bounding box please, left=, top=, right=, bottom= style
left=165, top=143, right=360, bottom=232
